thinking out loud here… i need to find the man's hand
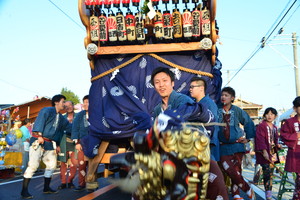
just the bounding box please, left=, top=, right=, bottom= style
left=236, top=137, right=248, bottom=144
left=76, top=144, right=82, bottom=152
left=37, top=136, right=44, bottom=144
left=56, top=146, right=61, bottom=154
left=262, top=150, right=270, bottom=162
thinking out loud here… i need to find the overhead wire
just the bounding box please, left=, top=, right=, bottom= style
left=281, top=2, right=300, bottom=28
left=0, top=79, right=41, bottom=96
left=264, top=0, right=296, bottom=43
left=222, top=64, right=290, bottom=71
left=1, top=1, right=85, bottom=98
left=47, top=0, right=85, bottom=31
left=225, top=0, right=298, bottom=86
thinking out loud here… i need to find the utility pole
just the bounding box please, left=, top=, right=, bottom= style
left=227, top=70, right=230, bottom=86
left=292, top=32, right=300, bottom=96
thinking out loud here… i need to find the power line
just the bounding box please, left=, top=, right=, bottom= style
left=225, top=0, right=298, bottom=85
left=225, top=45, right=261, bottom=86
left=281, top=2, right=300, bottom=28
left=0, top=79, right=41, bottom=95
left=47, top=0, right=85, bottom=31
left=220, top=36, right=257, bottom=43
left=222, top=64, right=290, bottom=71
left=264, top=0, right=298, bottom=45
left=263, top=0, right=293, bottom=39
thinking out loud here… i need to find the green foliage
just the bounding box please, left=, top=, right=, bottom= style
left=60, top=87, right=80, bottom=104
left=141, top=0, right=150, bottom=15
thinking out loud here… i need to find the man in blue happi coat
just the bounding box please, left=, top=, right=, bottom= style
left=151, top=67, right=229, bottom=200
left=217, top=87, right=256, bottom=200
left=71, top=95, right=90, bottom=191
left=189, top=76, right=220, bottom=161
left=21, top=94, right=71, bottom=199
left=152, top=67, right=209, bottom=122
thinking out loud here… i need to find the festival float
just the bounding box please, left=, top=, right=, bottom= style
left=78, top=0, right=221, bottom=198
left=0, top=98, right=52, bottom=179
left=0, top=108, right=21, bottom=178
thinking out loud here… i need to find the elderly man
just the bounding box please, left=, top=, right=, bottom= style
left=57, top=101, right=77, bottom=190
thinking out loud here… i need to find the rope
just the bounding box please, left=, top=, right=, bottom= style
left=149, top=54, right=214, bottom=78
left=90, top=54, right=144, bottom=82
left=91, top=53, right=213, bottom=82
left=183, top=122, right=226, bottom=127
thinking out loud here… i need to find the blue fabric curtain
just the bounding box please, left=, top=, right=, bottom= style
left=88, top=50, right=222, bottom=140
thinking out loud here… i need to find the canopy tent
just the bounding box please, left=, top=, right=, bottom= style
left=278, top=108, right=295, bottom=122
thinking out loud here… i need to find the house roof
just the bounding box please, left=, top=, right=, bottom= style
left=0, top=104, right=14, bottom=109
left=233, top=97, right=263, bottom=110
left=1, top=97, right=52, bottom=122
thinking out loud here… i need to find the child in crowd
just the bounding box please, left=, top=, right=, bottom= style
left=255, top=107, right=280, bottom=199
left=280, top=96, right=300, bottom=200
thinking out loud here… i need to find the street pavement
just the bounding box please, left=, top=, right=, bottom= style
left=242, top=164, right=294, bottom=200
left=0, top=163, right=295, bottom=200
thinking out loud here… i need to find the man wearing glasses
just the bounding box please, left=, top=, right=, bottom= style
left=189, top=76, right=229, bottom=200
left=189, top=77, right=220, bottom=161
left=151, top=68, right=228, bottom=200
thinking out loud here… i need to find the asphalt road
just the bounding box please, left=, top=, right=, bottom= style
left=0, top=169, right=132, bottom=200
left=0, top=166, right=268, bottom=200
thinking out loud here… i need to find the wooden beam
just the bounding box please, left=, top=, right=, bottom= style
left=96, top=42, right=204, bottom=55
left=77, top=184, right=117, bottom=200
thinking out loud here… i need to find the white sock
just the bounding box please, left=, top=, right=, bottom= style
left=247, top=188, right=252, bottom=196
left=233, top=195, right=241, bottom=199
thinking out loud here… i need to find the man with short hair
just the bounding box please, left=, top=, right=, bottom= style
left=72, top=95, right=90, bottom=191
left=57, top=100, right=77, bottom=190
left=152, top=67, right=198, bottom=118
left=189, top=77, right=228, bottom=200
left=152, top=67, right=229, bottom=200
left=189, top=76, right=220, bottom=161
left=21, top=94, right=71, bottom=199
left=218, top=87, right=256, bottom=200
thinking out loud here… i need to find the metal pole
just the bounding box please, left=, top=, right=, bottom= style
left=292, top=32, right=300, bottom=96
left=227, top=70, right=230, bottom=86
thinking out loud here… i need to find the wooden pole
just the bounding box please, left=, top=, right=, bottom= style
left=27, top=106, right=30, bottom=118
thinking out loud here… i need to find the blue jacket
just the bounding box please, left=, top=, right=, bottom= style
left=72, top=110, right=89, bottom=140
left=217, top=105, right=255, bottom=156
left=153, top=90, right=194, bottom=118
left=153, top=90, right=211, bottom=126
left=199, top=94, right=220, bottom=161
left=31, top=107, right=71, bottom=150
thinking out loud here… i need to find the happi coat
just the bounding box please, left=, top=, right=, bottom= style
left=31, top=107, right=71, bottom=150
left=199, top=94, right=220, bottom=161
left=255, top=120, right=279, bottom=165
left=280, top=116, right=300, bottom=173
left=217, top=105, right=255, bottom=156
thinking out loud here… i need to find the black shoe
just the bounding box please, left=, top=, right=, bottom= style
left=58, top=184, right=67, bottom=190
left=21, top=191, right=33, bottom=199
left=74, top=186, right=85, bottom=192
left=68, top=182, right=75, bottom=189
left=43, top=188, right=58, bottom=194
left=21, top=178, right=33, bottom=199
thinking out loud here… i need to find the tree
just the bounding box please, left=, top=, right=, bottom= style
left=60, top=87, right=80, bottom=104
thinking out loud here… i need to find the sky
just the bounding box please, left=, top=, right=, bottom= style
left=0, top=0, right=299, bottom=112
